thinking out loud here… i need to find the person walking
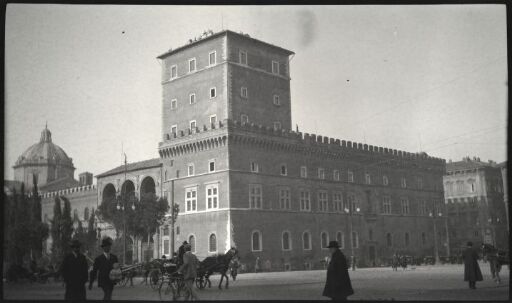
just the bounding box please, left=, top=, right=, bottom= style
left=177, top=241, right=188, bottom=266
left=89, top=237, right=118, bottom=300
left=323, top=241, right=354, bottom=301
left=61, top=239, right=89, bottom=301
left=255, top=257, right=261, bottom=273
left=462, top=241, right=483, bottom=289
left=177, top=244, right=199, bottom=301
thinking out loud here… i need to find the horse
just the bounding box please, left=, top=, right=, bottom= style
left=481, top=244, right=509, bottom=284
left=198, top=247, right=238, bottom=289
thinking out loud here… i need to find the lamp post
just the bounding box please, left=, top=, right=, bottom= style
left=116, top=153, right=136, bottom=265
left=344, top=205, right=360, bottom=271
left=429, top=211, right=442, bottom=264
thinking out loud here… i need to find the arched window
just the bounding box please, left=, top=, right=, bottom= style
left=189, top=235, right=196, bottom=253
left=386, top=233, right=393, bottom=247
left=336, top=231, right=344, bottom=249
left=252, top=230, right=262, bottom=251
left=352, top=231, right=359, bottom=248
left=209, top=233, right=217, bottom=252
left=405, top=232, right=410, bottom=247
left=303, top=231, right=311, bottom=250
left=282, top=231, right=291, bottom=251
left=84, top=207, right=89, bottom=221
left=73, top=209, right=79, bottom=220
left=321, top=232, right=329, bottom=248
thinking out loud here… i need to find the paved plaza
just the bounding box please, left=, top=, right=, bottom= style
left=3, top=263, right=509, bottom=301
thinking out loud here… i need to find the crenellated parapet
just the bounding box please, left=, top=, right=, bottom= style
left=40, top=184, right=97, bottom=199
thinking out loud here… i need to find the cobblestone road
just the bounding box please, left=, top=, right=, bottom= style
left=3, top=263, right=509, bottom=301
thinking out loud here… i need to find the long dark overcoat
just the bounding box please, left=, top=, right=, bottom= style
left=89, top=253, right=119, bottom=288
left=323, top=249, right=354, bottom=299
left=463, top=247, right=483, bottom=282
left=61, top=252, right=89, bottom=301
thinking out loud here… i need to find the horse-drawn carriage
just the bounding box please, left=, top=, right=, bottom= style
left=481, top=244, right=509, bottom=284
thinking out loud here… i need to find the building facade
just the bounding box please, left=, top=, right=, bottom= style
left=444, top=157, right=508, bottom=252
left=154, top=30, right=447, bottom=270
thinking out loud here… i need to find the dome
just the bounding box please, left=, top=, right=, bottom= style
left=14, top=126, right=74, bottom=168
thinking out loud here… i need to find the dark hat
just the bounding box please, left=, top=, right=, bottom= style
left=182, top=241, right=188, bottom=245
left=327, top=241, right=340, bottom=248
left=69, top=239, right=81, bottom=248
left=101, top=237, right=113, bottom=247
left=467, top=241, right=473, bottom=247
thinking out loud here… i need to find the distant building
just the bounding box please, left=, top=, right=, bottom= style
left=444, top=157, right=508, bottom=252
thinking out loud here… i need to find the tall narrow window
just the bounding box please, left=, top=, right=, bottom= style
left=365, top=173, right=371, bottom=185
left=185, top=187, right=197, bottom=212
left=209, top=115, right=217, bottom=127
left=189, top=235, right=196, bottom=253
left=401, top=197, right=409, bottom=214
left=405, top=232, right=410, bottom=247
left=241, top=87, right=248, bottom=98
left=241, top=114, right=249, bottom=124
left=170, top=65, right=177, bottom=79
left=347, top=193, right=357, bottom=213
left=401, top=177, right=407, bottom=188
left=250, top=161, right=259, bottom=173
left=382, top=196, right=391, bottom=214
left=302, top=231, right=311, bottom=250
left=84, top=207, right=89, bottom=221
left=348, top=170, right=354, bottom=183
left=274, top=122, right=281, bottom=131
left=272, top=61, right=279, bottom=74
left=252, top=231, right=262, bottom=251
left=352, top=231, right=359, bottom=248
left=206, top=184, right=219, bottom=209
left=188, top=163, right=194, bottom=176
left=189, top=93, right=196, bottom=104
left=210, top=87, right=217, bottom=99
left=279, top=188, right=291, bottom=210
left=209, top=51, right=216, bottom=66
left=188, top=58, right=196, bottom=73
left=333, top=170, right=340, bottom=181
left=417, top=177, right=423, bottom=189
left=171, top=99, right=177, bottom=109
left=273, top=95, right=280, bottom=106
left=164, top=239, right=170, bottom=254
left=336, top=231, right=344, bottom=249
left=282, top=231, right=291, bottom=250
left=280, top=164, right=287, bottom=176
left=300, top=166, right=307, bottom=178
left=208, top=160, right=215, bottom=172
left=239, top=50, right=247, bottom=65
left=321, top=232, right=329, bottom=248
left=171, top=125, right=177, bottom=137
left=369, top=228, right=373, bottom=241
left=318, top=191, right=328, bottom=212
left=189, top=120, right=196, bottom=131
left=249, top=184, right=262, bottom=209
left=383, top=175, right=389, bottom=186
left=300, top=190, right=311, bottom=211
left=209, top=233, right=217, bottom=252
left=318, top=168, right=325, bottom=179
left=333, top=192, right=343, bottom=212
left=421, top=232, right=426, bottom=246
left=387, top=233, right=393, bottom=247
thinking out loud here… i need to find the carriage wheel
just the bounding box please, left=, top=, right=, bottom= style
left=195, top=276, right=206, bottom=289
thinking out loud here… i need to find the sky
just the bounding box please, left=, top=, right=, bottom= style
left=4, top=4, right=508, bottom=182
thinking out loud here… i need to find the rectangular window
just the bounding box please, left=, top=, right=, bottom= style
left=272, top=60, right=279, bottom=74
left=209, top=51, right=216, bottom=66
left=206, top=184, right=219, bottom=209
left=188, top=58, right=196, bottom=73
left=249, top=184, right=262, bottom=209
left=239, top=50, right=247, bottom=65
left=189, top=120, right=196, bottom=131
left=382, top=196, right=391, bottom=214
left=189, top=93, right=196, bottom=104
left=418, top=199, right=427, bottom=216
left=352, top=232, right=359, bottom=248
left=171, top=125, right=177, bottom=137
left=208, top=159, right=215, bottom=172
left=347, top=193, right=357, bottom=213
left=300, top=190, right=311, bottom=211
left=241, top=114, right=249, bottom=124
left=401, top=197, right=409, bottom=214
left=210, top=87, right=216, bottom=99
left=209, top=115, right=217, bottom=126
left=279, top=188, right=291, bottom=210
left=274, top=122, right=282, bottom=131
left=348, top=170, right=354, bottom=183
left=241, top=87, right=248, bottom=98
left=333, top=170, right=340, bottom=181
left=333, top=192, right=343, bottom=212
left=417, top=177, right=423, bottom=189
left=163, top=239, right=169, bottom=255
left=280, top=164, right=287, bottom=176
left=163, top=226, right=169, bottom=236
left=318, top=191, right=328, bottom=212
left=170, top=65, right=177, bottom=79
left=273, top=95, right=280, bottom=106
left=401, top=177, right=407, bottom=188
left=318, top=168, right=325, bottom=179
left=185, top=187, right=197, bottom=212
left=300, top=166, right=307, bottom=178
left=170, top=99, right=177, bottom=110
left=187, top=163, right=194, bottom=176
left=250, top=161, right=259, bottom=173
left=383, top=175, right=389, bottom=186
left=365, top=173, right=371, bottom=185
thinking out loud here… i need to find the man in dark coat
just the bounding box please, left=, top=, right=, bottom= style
left=61, top=239, right=89, bottom=301
left=177, top=241, right=188, bottom=266
left=89, top=237, right=119, bottom=300
left=323, top=241, right=354, bottom=301
left=462, top=241, right=483, bottom=289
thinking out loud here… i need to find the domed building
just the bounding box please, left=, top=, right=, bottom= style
left=12, top=125, right=79, bottom=192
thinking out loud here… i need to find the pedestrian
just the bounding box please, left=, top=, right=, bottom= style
left=177, top=241, right=188, bottom=266
left=89, top=237, right=119, bottom=300
left=351, top=256, right=356, bottom=271
left=462, top=241, right=483, bottom=289
left=61, top=239, right=89, bottom=301
left=177, top=244, right=199, bottom=301
left=323, top=241, right=354, bottom=301
left=254, top=257, right=261, bottom=273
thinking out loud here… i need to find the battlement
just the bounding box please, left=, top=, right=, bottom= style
left=40, top=184, right=97, bottom=199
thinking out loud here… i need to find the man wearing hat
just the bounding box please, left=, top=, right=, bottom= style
left=61, top=239, right=89, bottom=301
left=89, top=237, right=118, bottom=300
left=462, top=241, right=483, bottom=289
left=323, top=241, right=354, bottom=301
left=177, top=240, right=188, bottom=266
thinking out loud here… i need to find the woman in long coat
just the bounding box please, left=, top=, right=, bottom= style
left=323, top=241, right=354, bottom=300
left=462, top=241, right=483, bottom=289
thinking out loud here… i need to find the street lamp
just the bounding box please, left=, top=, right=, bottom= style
left=429, top=211, right=442, bottom=264
left=344, top=206, right=360, bottom=271
left=116, top=193, right=136, bottom=265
